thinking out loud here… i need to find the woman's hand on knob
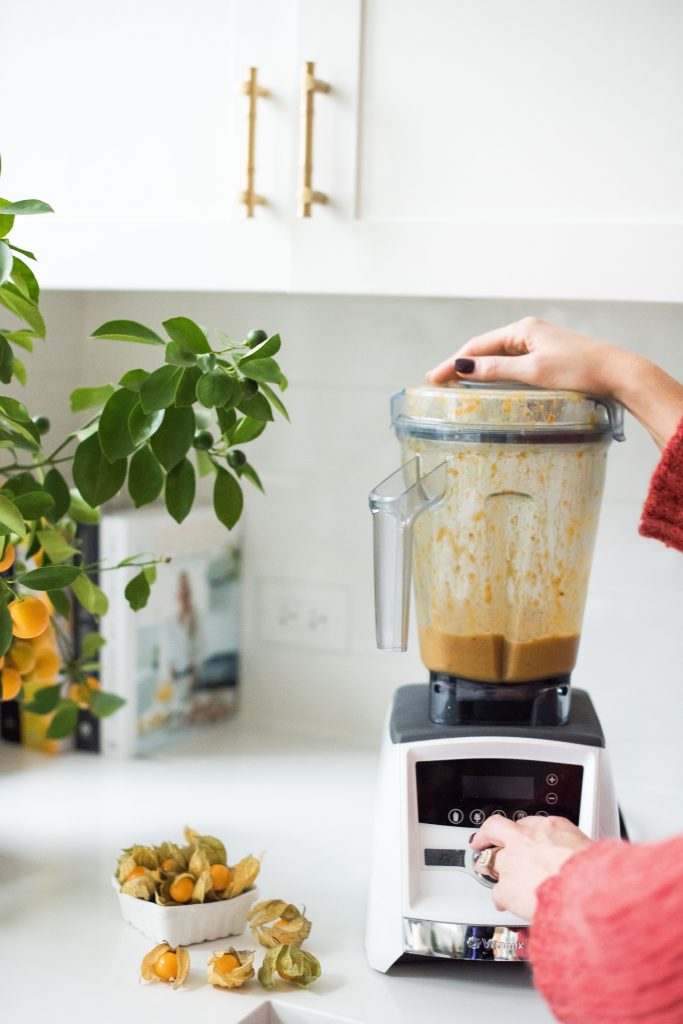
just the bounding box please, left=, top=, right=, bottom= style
left=470, top=813, right=593, bottom=922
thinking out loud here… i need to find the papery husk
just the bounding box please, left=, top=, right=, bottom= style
left=191, top=868, right=213, bottom=904
left=226, top=855, right=260, bottom=898
left=155, top=841, right=188, bottom=872
left=184, top=825, right=227, bottom=865
left=248, top=899, right=312, bottom=948
left=116, top=843, right=159, bottom=882
left=207, top=947, right=255, bottom=989
left=140, top=941, right=190, bottom=989
left=258, top=944, right=321, bottom=989
left=188, top=845, right=212, bottom=878
left=121, top=870, right=158, bottom=901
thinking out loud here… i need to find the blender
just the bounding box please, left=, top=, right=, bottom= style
left=365, top=383, right=625, bottom=970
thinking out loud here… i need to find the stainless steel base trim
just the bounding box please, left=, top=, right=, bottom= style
left=403, top=917, right=530, bottom=962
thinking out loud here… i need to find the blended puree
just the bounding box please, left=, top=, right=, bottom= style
left=419, top=627, right=580, bottom=682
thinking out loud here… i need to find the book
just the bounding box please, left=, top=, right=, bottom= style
left=83, top=506, right=240, bottom=757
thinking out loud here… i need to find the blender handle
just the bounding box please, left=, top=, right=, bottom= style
left=369, top=458, right=448, bottom=652
left=590, top=396, right=625, bottom=442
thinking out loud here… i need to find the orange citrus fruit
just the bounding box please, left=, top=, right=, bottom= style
left=33, top=549, right=44, bottom=567
left=126, top=865, right=146, bottom=882
left=210, top=863, right=232, bottom=890
left=215, top=953, right=240, bottom=974
left=153, top=952, right=178, bottom=981
left=1, top=667, right=22, bottom=701
left=6, top=640, right=37, bottom=675
left=169, top=876, right=194, bottom=903
left=32, top=647, right=61, bottom=683
left=0, top=656, right=4, bottom=670
left=0, top=544, right=16, bottom=572
left=8, top=597, right=50, bottom=639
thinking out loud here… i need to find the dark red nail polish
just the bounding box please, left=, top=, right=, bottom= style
left=455, top=358, right=475, bottom=374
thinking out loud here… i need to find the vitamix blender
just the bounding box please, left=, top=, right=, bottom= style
left=365, top=383, right=625, bottom=970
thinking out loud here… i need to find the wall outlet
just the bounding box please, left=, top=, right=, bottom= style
left=256, top=580, right=350, bottom=652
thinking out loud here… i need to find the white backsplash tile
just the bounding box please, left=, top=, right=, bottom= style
left=17, top=291, right=683, bottom=767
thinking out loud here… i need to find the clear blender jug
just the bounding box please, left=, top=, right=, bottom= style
left=370, top=384, right=623, bottom=714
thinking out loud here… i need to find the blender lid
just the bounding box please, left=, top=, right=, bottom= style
left=392, top=382, right=625, bottom=443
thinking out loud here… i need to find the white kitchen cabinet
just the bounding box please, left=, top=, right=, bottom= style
left=0, top=0, right=297, bottom=291
left=292, top=0, right=683, bottom=301
left=2, top=0, right=682, bottom=301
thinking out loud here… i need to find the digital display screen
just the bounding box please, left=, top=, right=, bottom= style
left=462, top=774, right=534, bottom=800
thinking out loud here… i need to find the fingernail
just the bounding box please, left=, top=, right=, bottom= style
left=454, top=358, right=475, bottom=374
left=469, top=832, right=476, bottom=845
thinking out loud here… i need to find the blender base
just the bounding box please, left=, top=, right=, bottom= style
left=429, top=672, right=571, bottom=727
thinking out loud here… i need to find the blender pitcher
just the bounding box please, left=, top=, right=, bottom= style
left=370, top=384, right=623, bottom=719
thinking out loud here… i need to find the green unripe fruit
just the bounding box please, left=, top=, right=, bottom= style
left=242, top=379, right=258, bottom=398
left=246, top=329, right=267, bottom=348
left=227, top=450, right=247, bottom=469
left=193, top=430, right=214, bottom=451
left=33, top=415, right=51, bottom=435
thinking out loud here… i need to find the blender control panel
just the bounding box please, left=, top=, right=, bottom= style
left=416, top=757, right=584, bottom=826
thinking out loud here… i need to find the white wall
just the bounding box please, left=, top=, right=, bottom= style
left=17, top=291, right=683, bottom=826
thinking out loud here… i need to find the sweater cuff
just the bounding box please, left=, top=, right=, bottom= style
left=639, top=413, right=683, bottom=551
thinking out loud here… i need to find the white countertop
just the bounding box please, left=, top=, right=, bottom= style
left=2, top=716, right=672, bottom=1024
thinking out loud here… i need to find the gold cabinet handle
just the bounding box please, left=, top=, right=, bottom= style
left=237, top=67, right=269, bottom=217
left=298, top=61, right=331, bottom=218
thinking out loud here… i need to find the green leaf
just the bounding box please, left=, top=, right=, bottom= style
left=70, top=384, right=115, bottom=412
left=46, top=702, right=79, bottom=740
left=128, top=446, right=165, bottom=508
left=216, top=407, right=237, bottom=436
left=0, top=282, right=45, bottom=338
left=12, top=356, right=26, bottom=386
left=214, top=468, right=243, bottom=530
left=2, top=417, right=40, bottom=450
left=236, top=357, right=282, bottom=384
left=73, top=432, right=127, bottom=507
left=90, top=690, right=126, bottom=718
left=12, top=491, right=55, bottom=520
left=139, top=364, right=181, bottom=413
left=3, top=471, right=37, bottom=497
left=119, top=368, right=149, bottom=391
left=7, top=243, right=36, bottom=260
left=0, top=336, right=14, bottom=384
left=175, top=365, right=202, bottom=406
left=0, top=241, right=12, bottom=286
left=47, top=588, right=71, bottom=618
left=0, top=396, right=30, bottom=422
left=229, top=416, right=266, bottom=446
left=72, top=573, right=108, bottom=615
left=0, top=493, right=27, bottom=538
left=0, top=199, right=15, bottom=240
left=165, top=341, right=197, bottom=367
left=91, top=319, right=165, bottom=345
left=68, top=490, right=101, bottom=525
left=38, top=529, right=79, bottom=564
left=18, top=564, right=81, bottom=590
left=98, top=387, right=139, bottom=462
left=238, top=462, right=265, bottom=492
left=163, top=316, right=211, bottom=354
left=197, top=369, right=239, bottom=408
left=237, top=392, right=273, bottom=422
left=259, top=381, right=290, bottom=421
left=165, top=457, right=196, bottom=523
left=0, top=199, right=54, bottom=216
left=125, top=570, right=151, bottom=611
left=195, top=449, right=216, bottom=477
left=22, top=684, right=63, bottom=715
left=0, top=600, right=12, bottom=656
left=128, top=403, right=163, bottom=447
left=238, top=332, right=281, bottom=363
left=10, top=256, right=39, bottom=301
left=44, top=468, right=73, bottom=523
left=150, top=405, right=195, bottom=470
left=4, top=329, right=35, bottom=351
left=81, top=632, right=106, bottom=658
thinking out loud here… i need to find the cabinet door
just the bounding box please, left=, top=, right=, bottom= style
left=293, top=0, right=683, bottom=301
left=0, top=0, right=296, bottom=291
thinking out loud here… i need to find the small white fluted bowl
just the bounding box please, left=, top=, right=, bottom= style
left=113, top=877, right=259, bottom=946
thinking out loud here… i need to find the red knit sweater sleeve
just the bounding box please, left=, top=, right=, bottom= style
left=639, top=414, right=683, bottom=552
left=529, top=836, right=683, bottom=1024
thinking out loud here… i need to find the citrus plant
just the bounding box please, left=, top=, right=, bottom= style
left=0, top=197, right=288, bottom=739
